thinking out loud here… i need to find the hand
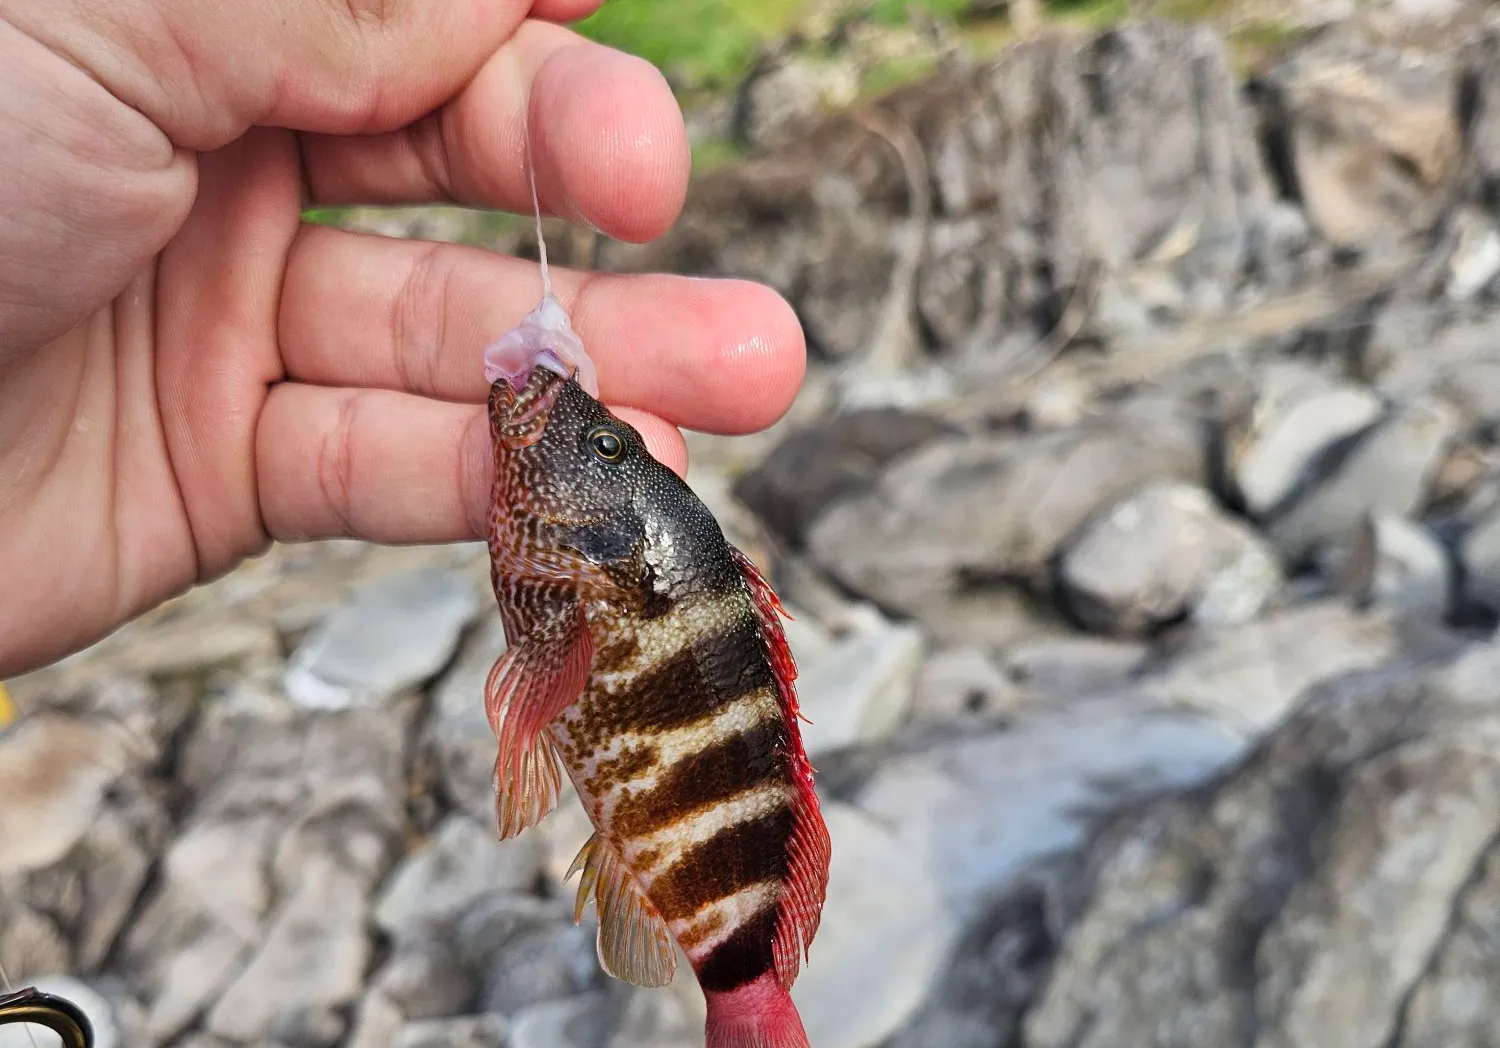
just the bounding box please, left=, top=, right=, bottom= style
left=0, top=1, right=805, bottom=678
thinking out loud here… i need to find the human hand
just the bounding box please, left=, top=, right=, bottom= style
left=0, top=0, right=805, bottom=678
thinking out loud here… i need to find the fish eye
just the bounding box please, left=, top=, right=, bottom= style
left=587, top=425, right=625, bottom=463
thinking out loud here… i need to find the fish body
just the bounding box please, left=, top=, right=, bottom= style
left=481, top=364, right=831, bottom=1048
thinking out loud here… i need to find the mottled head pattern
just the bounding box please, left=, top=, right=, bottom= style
left=487, top=367, right=741, bottom=615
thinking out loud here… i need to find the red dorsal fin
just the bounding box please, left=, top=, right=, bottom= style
left=484, top=606, right=593, bottom=839
left=728, top=547, right=833, bottom=990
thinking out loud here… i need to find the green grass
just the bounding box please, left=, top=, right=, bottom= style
left=574, top=0, right=815, bottom=93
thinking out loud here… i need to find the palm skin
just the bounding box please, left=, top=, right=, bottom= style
left=0, top=2, right=805, bottom=677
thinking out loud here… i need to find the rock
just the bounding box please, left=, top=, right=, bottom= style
left=789, top=802, right=953, bottom=1048
left=283, top=568, right=480, bottom=710
left=733, top=49, right=860, bottom=153
left=1253, top=25, right=1460, bottom=251
left=0, top=708, right=170, bottom=973
left=508, top=995, right=614, bottom=1048
left=1017, top=644, right=1500, bottom=1048
left=732, top=408, right=960, bottom=550
left=807, top=395, right=1205, bottom=643
left=1003, top=636, right=1151, bottom=704
left=1443, top=205, right=1500, bottom=300
left=425, top=618, right=506, bottom=819
left=912, top=646, right=1024, bottom=725
left=1141, top=600, right=1464, bottom=732
left=367, top=934, right=473, bottom=1021
left=374, top=814, right=543, bottom=941
left=1058, top=483, right=1283, bottom=637
left=457, top=896, right=600, bottom=1016
left=205, top=856, right=371, bottom=1046
left=1456, top=500, right=1500, bottom=615
left=1318, top=513, right=1453, bottom=617
left=1264, top=398, right=1457, bottom=564
left=794, top=606, right=926, bottom=757
left=0, top=713, right=132, bottom=876
left=851, top=700, right=1245, bottom=923
left=0, top=976, right=119, bottom=1048
left=1228, top=366, right=1385, bottom=519
left=393, top=1014, right=508, bottom=1048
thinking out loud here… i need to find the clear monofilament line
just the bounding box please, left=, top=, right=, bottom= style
left=527, top=135, right=551, bottom=301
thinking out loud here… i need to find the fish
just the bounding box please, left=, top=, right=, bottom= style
left=474, top=156, right=832, bottom=1048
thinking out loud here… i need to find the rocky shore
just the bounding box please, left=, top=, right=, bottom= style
left=9, top=7, right=1500, bottom=1048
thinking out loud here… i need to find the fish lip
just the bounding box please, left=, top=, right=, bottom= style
left=488, top=367, right=567, bottom=449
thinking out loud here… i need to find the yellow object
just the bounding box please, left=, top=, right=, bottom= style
left=0, top=682, right=14, bottom=726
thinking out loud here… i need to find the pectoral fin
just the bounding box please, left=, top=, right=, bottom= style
left=568, top=833, right=678, bottom=988
left=484, top=607, right=593, bottom=839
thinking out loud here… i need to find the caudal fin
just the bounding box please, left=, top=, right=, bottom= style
left=704, top=975, right=811, bottom=1048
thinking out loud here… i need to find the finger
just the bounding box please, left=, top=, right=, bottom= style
left=300, top=22, right=688, bottom=243
left=530, top=0, right=608, bottom=20
left=279, top=226, right=806, bottom=435
left=256, top=384, right=687, bottom=544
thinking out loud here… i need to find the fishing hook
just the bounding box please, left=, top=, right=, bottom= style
left=0, top=986, right=95, bottom=1048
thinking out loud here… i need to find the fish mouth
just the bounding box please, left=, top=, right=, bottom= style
left=488, top=365, right=567, bottom=449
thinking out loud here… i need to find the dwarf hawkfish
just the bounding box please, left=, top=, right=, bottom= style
left=477, top=147, right=832, bottom=1048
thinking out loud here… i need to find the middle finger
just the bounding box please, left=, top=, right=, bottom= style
left=278, top=224, right=806, bottom=435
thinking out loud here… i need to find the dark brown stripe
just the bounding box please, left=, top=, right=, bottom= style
left=607, top=607, right=774, bottom=735
left=695, top=908, right=779, bottom=993
left=647, top=806, right=794, bottom=923
left=611, top=718, right=789, bottom=839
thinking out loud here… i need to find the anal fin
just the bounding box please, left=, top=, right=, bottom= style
left=567, top=833, right=677, bottom=988
left=484, top=607, right=593, bottom=840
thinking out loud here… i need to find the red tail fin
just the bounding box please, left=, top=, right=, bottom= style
left=704, top=975, right=811, bottom=1048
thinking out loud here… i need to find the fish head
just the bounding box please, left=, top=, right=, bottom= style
left=487, top=367, right=662, bottom=601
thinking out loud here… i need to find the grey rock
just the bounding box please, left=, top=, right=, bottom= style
left=1254, top=24, right=1460, bottom=251
left=393, top=1014, right=508, bottom=1048
left=205, top=857, right=371, bottom=1046
left=459, top=896, right=600, bottom=1016
left=1265, top=398, right=1457, bottom=564
left=852, top=700, right=1244, bottom=923
left=794, top=606, right=926, bottom=757
left=375, top=814, right=543, bottom=940
left=791, top=802, right=953, bottom=1048
left=1019, top=645, right=1500, bottom=1048
left=426, top=617, right=507, bottom=819
left=1443, top=205, right=1500, bottom=300
left=1460, top=504, right=1500, bottom=613
left=807, top=395, right=1205, bottom=642
left=1319, top=513, right=1453, bottom=617
left=0, top=709, right=170, bottom=973
left=508, top=995, right=614, bottom=1048
left=1003, top=635, right=1151, bottom=704
left=732, top=408, right=960, bottom=550
left=0, top=976, right=118, bottom=1048
left=284, top=568, right=480, bottom=709
left=1140, top=600, right=1432, bottom=732
left=912, top=646, right=1024, bottom=725
left=367, top=934, right=473, bottom=1021
left=1229, top=367, right=1384, bottom=519
left=1058, top=483, right=1282, bottom=636
left=733, top=50, right=859, bottom=153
